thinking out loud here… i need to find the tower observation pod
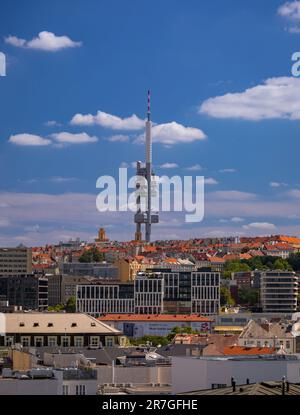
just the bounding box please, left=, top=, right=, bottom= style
left=134, top=90, right=159, bottom=242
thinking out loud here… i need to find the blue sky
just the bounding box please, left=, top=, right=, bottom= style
left=1, top=0, right=300, bottom=245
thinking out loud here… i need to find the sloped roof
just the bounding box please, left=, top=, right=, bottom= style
left=180, top=381, right=300, bottom=395
left=223, top=346, right=276, bottom=355
left=4, top=312, right=121, bottom=335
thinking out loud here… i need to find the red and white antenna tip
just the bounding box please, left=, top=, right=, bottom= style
left=147, top=90, right=151, bottom=120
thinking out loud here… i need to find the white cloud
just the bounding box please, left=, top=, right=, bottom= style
left=243, top=222, right=277, bottom=231
left=51, top=132, right=98, bottom=144
left=204, top=177, right=218, bottom=185
left=9, top=133, right=51, bottom=146
left=71, top=111, right=144, bottom=130
left=159, top=163, right=179, bottom=169
left=186, top=164, right=203, bottom=171
left=219, top=168, right=237, bottom=173
left=137, top=122, right=206, bottom=146
left=231, top=217, right=245, bottom=223
left=200, top=77, right=300, bottom=121
left=50, top=176, right=77, bottom=183
left=5, top=31, right=82, bottom=51
left=288, top=25, right=300, bottom=32
left=278, top=1, right=300, bottom=20
left=287, top=189, right=300, bottom=198
left=107, top=134, right=129, bottom=142
left=45, top=120, right=61, bottom=127
left=209, top=190, right=257, bottom=201
left=0, top=219, right=10, bottom=227
left=270, top=181, right=288, bottom=188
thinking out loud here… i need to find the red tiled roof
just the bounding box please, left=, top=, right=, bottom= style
left=223, top=346, right=276, bottom=355
left=98, top=314, right=212, bottom=322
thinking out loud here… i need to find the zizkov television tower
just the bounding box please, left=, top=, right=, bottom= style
left=134, top=90, right=159, bottom=243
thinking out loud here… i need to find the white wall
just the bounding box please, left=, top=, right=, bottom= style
left=96, top=365, right=171, bottom=385
left=0, top=378, right=60, bottom=395
left=172, top=357, right=300, bottom=394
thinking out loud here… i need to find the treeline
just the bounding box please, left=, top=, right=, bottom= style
left=223, top=253, right=300, bottom=278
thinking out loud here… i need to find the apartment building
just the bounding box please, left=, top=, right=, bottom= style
left=76, top=269, right=220, bottom=317
left=0, top=248, right=32, bottom=276
left=0, top=274, right=48, bottom=311
left=260, top=270, right=298, bottom=313
left=134, top=276, right=164, bottom=314
left=77, top=282, right=135, bottom=315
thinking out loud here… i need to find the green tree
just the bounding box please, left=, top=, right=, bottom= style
left=220, top=286, right=235, bottom=306
left=288, top=253, right=300, bottom=271
left=78, top=247, right=104, bottom=263
left=65, top=296, right=76, bottom=313
left=238, top=287, right=259, bottom=306
left=223, top=260, right=251, bottom=279
left=47, top=303, right=65, bottom=312
left=273, top=258, right=293, bottom=271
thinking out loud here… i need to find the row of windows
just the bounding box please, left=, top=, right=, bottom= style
left=192, top=286, right=219, bottom=301
left=4, top=335, right=115, bottom=348
left=192, top=299, right=219, bottom=315
left=135, top=293, right=164, bottom=307
left=77, top=299, right=134, bottom=315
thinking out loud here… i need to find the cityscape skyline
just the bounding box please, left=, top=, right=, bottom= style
left=1, top=0, right=300, bottom=246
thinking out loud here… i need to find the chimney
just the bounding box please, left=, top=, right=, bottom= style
left=231, top=377, right=236, bottom=392
left=282, top=376, right=286, bottom=396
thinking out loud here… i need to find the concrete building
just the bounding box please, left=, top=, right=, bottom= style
left=77, top=282, right=135, bottom=315
left=0, top=312, right=122, bottom=348
left=47, top=274, right=62, bottom=307
left=115, top=258, right=141, bottom=282
left=0, top=274, right=48, bottom=311
left=135, top=275, right=164, bottom=314
left=76, top=270, right=220, bottom=316
left=60, top=262, right=118, bottom=279
left=98, top=314, right=212, bottom=338
left=60, top=275, right=96, bottom=304
left=0, top=367, right=98, bottom=395
left=260, top=270, right=298, bottom=313
left=172, top=355, right=300, bottom=394
left=0, top=247, right=32, bottom=276
left=238, top=319, right=299, bottom=353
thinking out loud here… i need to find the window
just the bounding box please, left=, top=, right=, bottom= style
left=48, top=336, right=57, bottom=347
left=286, top=341, right=291, bottom=349
left=21, top=336, right=31, bottom=347
left=62, top=385, right=69, bottom=395
left=76, top=385, right=86, bottom=395
left=105, top=337, right=114, bottom=347
left=34, top=336, right=44, bottom=347
left=74, top=336, right=84, bottom=347
left=89, top=336, right=99, bottom=348
left=5, top=336, right=14, bottom=346
left=61, top=336, right=71, bottom=347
